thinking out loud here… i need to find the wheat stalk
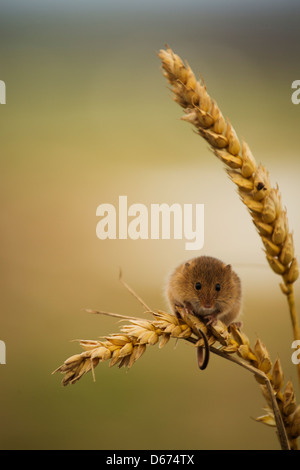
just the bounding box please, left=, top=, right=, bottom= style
left=52, top=309, right=193, bottom=385
left=53, top=47, right=300, bottom=449
left=158, top=46, right=300, bottom=383
left=53, top=302, right=300, bottom=449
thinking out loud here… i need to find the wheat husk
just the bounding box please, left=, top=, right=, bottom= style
left=158, top=46, right=298, bottom=289
left=53, top=306, right=299, bottom=449
left=158, top=47, right=300, bottom=386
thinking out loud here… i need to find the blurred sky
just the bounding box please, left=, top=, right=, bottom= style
left=1, top=0, right=300, bottom=9
left=1, top=0, right=300, bottom=450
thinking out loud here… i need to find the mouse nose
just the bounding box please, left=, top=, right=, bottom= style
left=204, top=302, right=212, bottom=309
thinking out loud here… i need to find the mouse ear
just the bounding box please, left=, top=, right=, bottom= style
left=225, top=264, right=232, bottom=272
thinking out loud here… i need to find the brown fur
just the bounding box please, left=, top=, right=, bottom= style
left=167, top=256, right=242, bottom=326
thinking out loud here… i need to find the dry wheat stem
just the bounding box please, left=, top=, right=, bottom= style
left=182, top=335, right=289, bottom=448
left=210, top=345, right=289, bottom=450
left=287, top=286, right=300, bottom=342
left=119, top=268, right=152, bottom=312
left=158, top=46, right=300, bottom=385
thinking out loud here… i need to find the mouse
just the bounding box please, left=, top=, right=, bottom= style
left=167, top=255, right=242, bottom=327
left=166, top=256, right=242, bottom=370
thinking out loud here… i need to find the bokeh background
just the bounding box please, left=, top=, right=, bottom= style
left=1, top=0, right=300, bottom=450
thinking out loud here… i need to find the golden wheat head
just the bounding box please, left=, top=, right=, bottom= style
left=158, top=46, right=298, bottom=289
left=53, top=306, right=300, bottom=449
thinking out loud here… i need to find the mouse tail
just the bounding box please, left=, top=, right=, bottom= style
left=196, top=328, right=210, bottom=370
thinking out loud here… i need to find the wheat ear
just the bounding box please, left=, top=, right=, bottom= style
left=158, top=46, right=300, bottom=382
left=53, top=303, right=300, bottom=449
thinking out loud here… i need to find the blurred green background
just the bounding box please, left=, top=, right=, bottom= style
left=1, top=0, right=300, bottom=450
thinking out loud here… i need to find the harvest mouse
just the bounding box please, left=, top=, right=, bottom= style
left=167, top=256, right=242, bottom=326
left=166, top=256, right=242, bottom=369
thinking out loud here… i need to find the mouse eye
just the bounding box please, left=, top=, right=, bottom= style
left=215, top=283, right=221, bottom=291
left=195, top=282, right=202, bottom=290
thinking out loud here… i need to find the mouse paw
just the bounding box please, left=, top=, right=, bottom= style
left=229, top=321, right=243, bottom=331
left=184, top=304, right=195, bottom=317
left=205, top=314, right=218, bottom=326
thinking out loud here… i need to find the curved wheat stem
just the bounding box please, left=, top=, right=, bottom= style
left=53, top=305, right=300, bottom=449
left=158, top=46, right=300, bottom=383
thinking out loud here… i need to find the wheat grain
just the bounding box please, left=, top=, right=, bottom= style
left=53, top=310, right=195, bottom=385
left=158, top=46, right=298, bottom=288
left=158, top=48, right=300, bottom=387
left=53, top=304, right=299, bottom=449
left=53, top=48, right=300, bottom=449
